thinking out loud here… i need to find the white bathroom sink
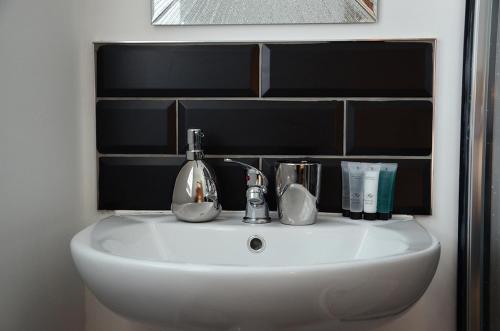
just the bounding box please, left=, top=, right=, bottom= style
left=71, top=211, right=440, bottom=331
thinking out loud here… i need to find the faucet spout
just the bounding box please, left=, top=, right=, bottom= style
left=224, top=159, right=271, bottom=224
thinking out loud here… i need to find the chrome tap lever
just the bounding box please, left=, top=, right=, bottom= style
left=224, top=158, right=271, bottom=224
left=223, top=158, right=268, bottom=190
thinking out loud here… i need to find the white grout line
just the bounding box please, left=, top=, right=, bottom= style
left=97, top=153, right=432, bottom=160
left=98, top=153, right=182, bottom=158
left=430, top=39, right=437, bottom=215
left=96, top=96, right=433, bottom=102
left=93, top=39, right=437, bottom=45
left=343, top=101, right=347, bottom=156
left=175, top=100, right=179, bottom=154
left=258, top=43, right=263, bottom=98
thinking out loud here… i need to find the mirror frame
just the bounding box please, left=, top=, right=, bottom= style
left=152, top=0, right=377, bottom=25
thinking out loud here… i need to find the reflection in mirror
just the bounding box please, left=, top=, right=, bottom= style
left=152, top=0, right=377, bottom=25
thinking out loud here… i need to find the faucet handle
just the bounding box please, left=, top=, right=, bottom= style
left=223, top=159, right=268, bottom=189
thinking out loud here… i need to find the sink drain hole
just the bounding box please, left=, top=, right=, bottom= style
left=248, top=235, right=265, bottom=253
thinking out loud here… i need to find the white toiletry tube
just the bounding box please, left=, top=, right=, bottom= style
left=348, top=162, right=366, bottom=220
left=363, top=163, right=381, bottom=220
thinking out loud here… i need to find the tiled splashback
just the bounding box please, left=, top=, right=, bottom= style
left=96, top=41, right=434, bottom=214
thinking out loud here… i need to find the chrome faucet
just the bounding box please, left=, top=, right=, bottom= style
left=224, top=159, right=271, bottom=224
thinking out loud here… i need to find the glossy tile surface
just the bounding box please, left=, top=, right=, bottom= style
left=99, top=157, right=183, bottom=210
left=262, top=158, right=431, bottom=214
left=97, top=100, right=176, bottom=154
left=205, top=158, right=259, bottom=210
left=178, top=100, right=344, bottom=155
left=390, top=159, right=432, bottom=214
left=152, top=0, right=377, bottom=25
left=262, top=42, right=433, bottom=97
left=96, top=44, right=259, bottom=97
left=346, top=101, right=433, bottom=156
left=95, top=42, right=435, bottom=214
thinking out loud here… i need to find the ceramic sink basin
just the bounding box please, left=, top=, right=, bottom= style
left=71, top=211, right=440, bottom=331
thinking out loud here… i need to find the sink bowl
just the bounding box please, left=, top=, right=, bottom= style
left=71, top=211, right=440, bottom=331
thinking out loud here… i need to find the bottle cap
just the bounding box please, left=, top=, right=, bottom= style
left=342, top=209, right=350, bottom=217
left=350, top=212, right=362, bottom=220
left=363, top=213, right=377, bottom=220
left=377, top=212, right=390, bottom=220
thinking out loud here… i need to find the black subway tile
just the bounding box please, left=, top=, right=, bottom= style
left=97, top=100, right=176, bottom=154
left=262, top=41, right=433, bottom=97
left=389, top=159, right=432, bottom=215
left=346, top=101, right=433, bottom=156
left=96, top=44, right=259, bottom=97
left=98, top=157, right=183, bottom=210
left=178, top=100, right=343, bottom=155
left=205, top=158, right=260, bottom=210
left=262, top=158, right=431, bottom=215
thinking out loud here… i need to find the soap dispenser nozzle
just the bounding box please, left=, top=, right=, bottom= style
left=187, top=129, right=204, bottom=160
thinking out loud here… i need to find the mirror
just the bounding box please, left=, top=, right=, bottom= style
left=152, top=0, right=377, bottom=25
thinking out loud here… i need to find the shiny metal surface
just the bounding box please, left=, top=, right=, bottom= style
left=152, top=0, right=377, bottom=25
left=171, top=130, right=221, bottom=222
left=276, top=161, right=321, bottom=226
left=224, top=158, right=270, bottom=224
left=186, top=128, right=204, bottom=160
left=460, top=0, right=497, bottom=329
left=487, top=6, right=500, bottom=329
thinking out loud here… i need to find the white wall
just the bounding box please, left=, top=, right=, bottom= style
left=0, top=0, right=84, bottom=330
left=78, top=1, right=466, bottom=330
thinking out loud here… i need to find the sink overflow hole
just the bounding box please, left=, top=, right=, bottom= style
left=248, top=236, right=265, bottom=253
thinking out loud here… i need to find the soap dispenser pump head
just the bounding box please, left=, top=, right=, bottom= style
left=186, top=129, right=204, bottom=160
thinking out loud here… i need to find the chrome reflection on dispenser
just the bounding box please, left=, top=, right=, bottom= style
left=171, top=129, right=221, bottom=222
left=275, top=161, right=322, bottom=226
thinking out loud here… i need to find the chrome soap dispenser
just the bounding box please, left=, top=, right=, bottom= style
left=171, top=129, right=221, bottom=222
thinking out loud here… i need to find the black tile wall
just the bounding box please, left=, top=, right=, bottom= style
left=262, top=158, right=431, bottom=214
left=262, top=42, right=433, bottom=97
left=346, top=101, right=433, bottom=156
left=97, top=100, right=176, bottom=154
left=96, top=41, right=434, bottom=215
left=206, top=158, right=260, bottom=210
left=96, top=44, right=260, bottom=97
left=98, top=157, right=259, bottom=211
left=390, top=159, right=432, bottom=214
left=178, top=100, right=344, bottom=155
left=99, top=157, right=183, bottom=210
